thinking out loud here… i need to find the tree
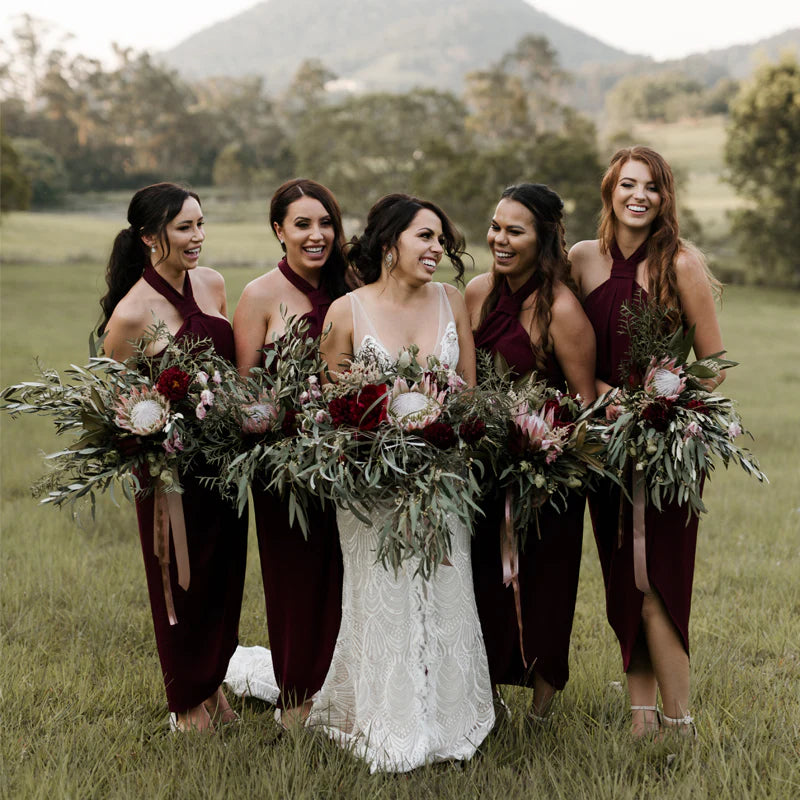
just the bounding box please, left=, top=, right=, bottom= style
left=1, top=133, right=32, bottom=211
left=12, top=137, right=68, bottom=206
left=724, top=55, right=800, bottom=285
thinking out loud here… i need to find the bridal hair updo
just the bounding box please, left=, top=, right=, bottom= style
left=269, top=178, right=349, bottom=301
left=347, top=193, right=468, bottom=285
left=480, top=183, right=571, bottom=368
left=597, top=145, right=720, bottom=323
left=98, top=182, right=200, bottom=335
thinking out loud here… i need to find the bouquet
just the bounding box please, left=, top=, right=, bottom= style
left=200, top=313, right=328, bottom=525
left=479, top=351, right=607, bottom=543
left=0, top=323, right=240, bottom=512
left=264, top=344, right=502, bottom=578
left=601, top=301, right=767, bottom=516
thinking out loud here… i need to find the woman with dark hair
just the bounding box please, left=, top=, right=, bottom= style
left=569, top=146, right=724, bottom=738
left=465, top=183, right=596, bottom=720
left=101, top=182, right=247, bottom=733
left=233, top=178, right=349, bottom=727
left=309, top=193, right=494, bottom=772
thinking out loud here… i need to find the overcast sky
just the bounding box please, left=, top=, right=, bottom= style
left=1, top=1, right=798, bottom=64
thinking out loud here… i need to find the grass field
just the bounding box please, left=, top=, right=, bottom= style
left=1, top=211, right=798, bottom=799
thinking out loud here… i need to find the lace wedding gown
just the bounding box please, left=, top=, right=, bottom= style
left=305, top=285, right=495, bottom=772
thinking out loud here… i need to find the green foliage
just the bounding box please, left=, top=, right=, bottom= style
left=12, top=136, right=68, bottom=207
left=724, top=54, right=800, bottom=286
left=0, top=133, right=31, bottom=211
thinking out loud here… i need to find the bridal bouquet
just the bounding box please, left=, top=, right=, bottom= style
left=0, top=324, right=240, bottom=512
left=266, top=345, right=501, bottom=577
left=601, top=302, right=766, bottom=514
left=478, top=352, right=607, bottom=541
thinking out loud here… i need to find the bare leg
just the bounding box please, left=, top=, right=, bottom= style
left=531, top=672, right=556, bottom=719
left=626, top=630, right=659, bottom=737
left=204, top=686, right=239, bottom=725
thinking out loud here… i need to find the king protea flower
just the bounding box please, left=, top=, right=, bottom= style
left=240, top=391, right=280, bottom=435
left=512, top=402, right=567, bottom=463
left=114, top=387, right=170, bottom=435
left=387, top=374, right=447, bottom=430
left=643, top=357, right=686, bottom=400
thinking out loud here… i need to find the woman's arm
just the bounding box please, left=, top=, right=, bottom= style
left=319, top=296, right=354, bottom=383
left=233, top=280, right=270, bottom=377
left=675, top=248, right=726, bottom=388
left=549, top=284, right=597, bottom=403
left=445, top=284, right=477, bottom=387
left=102, top=304, right=146, bottom=363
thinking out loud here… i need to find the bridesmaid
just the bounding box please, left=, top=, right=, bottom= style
left=233, top=178, right=350, bottom=727
left=465, top=183, right=596, bottom=720
left=569, top=146, right=725, bottom=737
left=101, top=182, right=247, bottom=732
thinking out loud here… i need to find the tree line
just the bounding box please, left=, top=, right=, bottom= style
left=2, top=16, right=798, bottom=284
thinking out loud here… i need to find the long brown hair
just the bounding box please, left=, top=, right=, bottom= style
left=598, top=146, right=720, bottom=324
left=480, top=183, right=570, bottom=367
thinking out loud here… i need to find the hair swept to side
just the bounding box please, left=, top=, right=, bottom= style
left=598, top=145, right=720, bottom=327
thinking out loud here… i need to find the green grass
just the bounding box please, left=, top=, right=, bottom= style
left=1, top=213, right=798, bottom=798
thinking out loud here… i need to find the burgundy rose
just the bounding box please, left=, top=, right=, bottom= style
left=640, top=397, right=675, bottom=432
left=155, top=367, right=191, bottom=401
left=421, top=421, right=458, bottom=449
left=686, top=398, right=710, bottom=415
left=281, top=407, right=299, bottom=435
left=543, top=398, right=575, bottom=429
left=459, top=417, right=486, bottom=445
left=328, top=395, right=355, bottom=427
left=353, top=384, right=388, bottom=432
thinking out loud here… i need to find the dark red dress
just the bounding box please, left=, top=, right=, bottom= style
left=583, top=241, right=699, bottom=670
left=471, top=274, right=585, bottom=690
left=135, top=265, right=248, bottom=713
left=250, top=259, right=343, bottom=709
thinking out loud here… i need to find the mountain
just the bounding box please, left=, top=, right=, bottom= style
left=160, top=0, right=636, bottom=93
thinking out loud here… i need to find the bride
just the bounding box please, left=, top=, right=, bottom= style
left=312, top=193, right=495, bottom=772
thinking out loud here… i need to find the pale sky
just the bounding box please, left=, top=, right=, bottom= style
left=1, top=0, right=798, bottom=65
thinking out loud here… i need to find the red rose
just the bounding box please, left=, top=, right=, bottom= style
left=353, top=384, right=388, bottom=432
left=459, top=417, right=486, bottom=445
left=640, top=397, right=675, bottom=432
left=421, top=421, right=458, bottom=449
left=543, top=398, right=575, bottom=428
left=329, top=396, right=354, bottom=427
left=155, top=367, right=191, bottom=401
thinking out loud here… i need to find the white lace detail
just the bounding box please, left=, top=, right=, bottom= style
left=307, top=509, right=494, bottom=772
left=438, top=321, right=459, bottom=369
left=354, top=334, right=394, bottom=371
left=223, top=645, right=279, bottom=704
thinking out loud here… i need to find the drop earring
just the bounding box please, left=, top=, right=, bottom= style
left=150, top=244, right=157, bottom=254
left=384, top=252, right=393, bottom=268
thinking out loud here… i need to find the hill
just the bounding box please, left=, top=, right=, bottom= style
left=160, top=0, right=635, bottom=93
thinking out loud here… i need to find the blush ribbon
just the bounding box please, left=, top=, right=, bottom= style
left=153, top=472, right=190, bottom=626
left=500, top=488, right=528, bottom=668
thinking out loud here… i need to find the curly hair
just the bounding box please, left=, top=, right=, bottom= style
left=346, top=193, right=467, bottom=285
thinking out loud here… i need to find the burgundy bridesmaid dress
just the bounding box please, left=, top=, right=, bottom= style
left=582, top=241, right=699, bottom=670
left=250, top=258, right=343, bottom=709
left=472, top=274, right=585, bottom=690
left=135, top=265, right=248, bottom=713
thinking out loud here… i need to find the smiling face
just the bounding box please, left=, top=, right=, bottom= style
left=612, top=159, right=662, bottom=233
left=487, top=198, right=539, bottom=283
left=148, top=196, right=205, bottom=272
left=391, top=208, right=444, bottom=286
left=273, top=196, right=335, bottom=276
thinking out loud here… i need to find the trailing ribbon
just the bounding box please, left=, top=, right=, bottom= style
left=632, top=473, right=651, bottom=594
left=153, top=470, right=190, bottom=626
left=500, top=488, right=528, bottom=668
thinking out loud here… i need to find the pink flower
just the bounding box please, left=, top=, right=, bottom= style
left=195, top=402, right=207, bottom=420
left=212, top=370, right=222, bottom=385
left=643, top=357, right=686, bottom=400
left=114, top=387, right=170, bottom=435
left=728, top=421, right=742, bottom=439
left=162, top=431, right=184, bottom=454
left=200, top=389, right=215, bottom=406
left=683, top=420, right=703, bottom=441
left=241, top=393, right=279, bottom=435
left=315, top=409, right=331, bottom=424
left=196, top=371, right=209, bottom=388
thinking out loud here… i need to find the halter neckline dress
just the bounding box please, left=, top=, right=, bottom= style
left=135, top=265, right=247, bottom=712
left=582, top=241, right=700, bottom=670
left=471, top=274, right=585, bottom=690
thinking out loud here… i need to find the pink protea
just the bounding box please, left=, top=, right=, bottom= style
left=512, top=402, right=567, bottom=461
left=240, top=391, right=280, bottom=435
left=387, top=374, right=447, bottom=431
left=114, top=386, right=170, bottom=435
left=643, top=357, right=686, bottom=400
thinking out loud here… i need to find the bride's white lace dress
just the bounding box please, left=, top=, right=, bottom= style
left=305, top=285, right=494, bottom=772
